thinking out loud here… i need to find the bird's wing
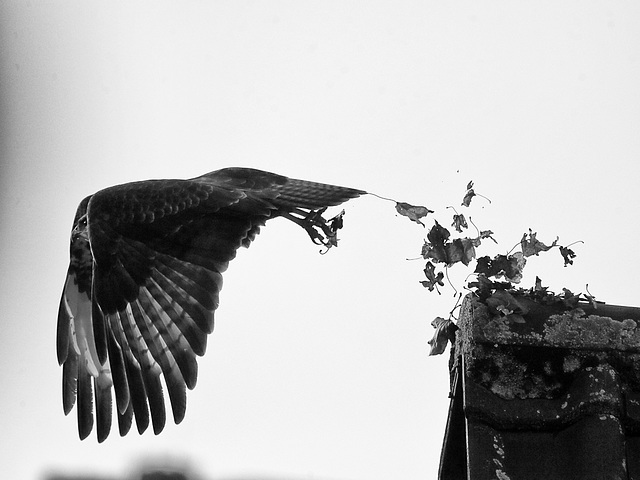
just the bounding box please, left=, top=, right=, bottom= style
left=58, top=176, right=276, bottom=441
left=57, top=168, right=364, bottom=442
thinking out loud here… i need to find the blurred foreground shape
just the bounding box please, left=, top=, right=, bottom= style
left=439, top=294, right=640, bottom=480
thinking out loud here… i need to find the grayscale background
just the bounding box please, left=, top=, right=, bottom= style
left=1, top=2, right=639, bottom=479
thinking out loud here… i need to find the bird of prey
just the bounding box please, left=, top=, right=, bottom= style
left=57, top=167, right=365, bottom=442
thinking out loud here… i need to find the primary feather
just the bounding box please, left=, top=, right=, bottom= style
left=57, top=167, right=364, bottom=441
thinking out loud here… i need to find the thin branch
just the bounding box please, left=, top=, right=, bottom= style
left=445, top=266, right=458, bottom=297
left=367, top=192, right=398, bottom=203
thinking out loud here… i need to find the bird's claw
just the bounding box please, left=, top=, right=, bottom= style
left=287, top=207, right=346, bottom=254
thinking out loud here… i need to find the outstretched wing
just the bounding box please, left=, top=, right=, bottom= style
left=57, top=167, right=364, bottom=441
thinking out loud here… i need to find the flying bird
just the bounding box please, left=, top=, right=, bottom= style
left=57, top=167, right=365, bottom=442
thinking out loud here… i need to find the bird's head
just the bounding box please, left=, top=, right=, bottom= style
left=69, top=196, right=93, bottom=292
left=70, top=195, right=92, bottom=244
left=71, top=214, right=89, bottom=243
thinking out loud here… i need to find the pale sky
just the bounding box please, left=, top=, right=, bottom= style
left=1, top=2, right=639, bottom=479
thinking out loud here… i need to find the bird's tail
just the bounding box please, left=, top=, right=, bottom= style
left=198, top=167, right=366, bottom=210
left=269, top=177, right=366, bottom=210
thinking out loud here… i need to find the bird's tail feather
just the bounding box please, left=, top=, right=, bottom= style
left=270, top=177, right=365, bottom=210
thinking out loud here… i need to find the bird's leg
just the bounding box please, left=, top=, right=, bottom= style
left=282, top=207, right=331, bottom=245
left=281, top=207, right=346, bottom=252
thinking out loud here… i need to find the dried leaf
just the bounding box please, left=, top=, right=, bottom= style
left=451, top=213, right=468, bottom=233
left=479, top=230, right=497, bottom=244
left=422, top=221, right=450, bottom=263
left=428, top=317, right=457, bottom=355
left=584, top=284, right=598, bottom=309
left=521, top=229, right=558, bottom=257
left=533, top=276, right=546, bottom=292
left=467, top=274, right=498, bottom=300
left=421, top=261, right=445, bottom=293
left=446, top=238, right=477, bottom=266
left=505, top=252, right=526, bottom=283
left=461, top=182, right=475, bottom=207
left=485, top=290, right=530, bottom=316
left=395, top=202, right=434, bottom=227
left=421, top=222, right=477, bottom=267
left=559, top=246, right=576, bottom=266
left=561, top=288, right=581, bottom=310
left=461, top=181, right=491, bottom=206
left=475, top=252, right=526, bottom=283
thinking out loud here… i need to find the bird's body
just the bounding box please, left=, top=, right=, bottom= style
left=57, top=167, right=364, bottom=441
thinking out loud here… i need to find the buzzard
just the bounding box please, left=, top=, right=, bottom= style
left=57, top=167, right=365, bottom=442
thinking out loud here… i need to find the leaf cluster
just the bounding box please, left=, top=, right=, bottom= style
left=393, top=180, right=585, bottom=356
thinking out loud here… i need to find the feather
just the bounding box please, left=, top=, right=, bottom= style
left=61, top=348, right=78, bottom=415
left=142, top=370, right=166, bottom=435
left=271, top=178, right=365, bottom=209
left=117, top=401, right=134, bottom=437
left=67, top=284, right=101, bottom=379
left=93, top=259, right=140, bottom=313
left=106, top=327, right=129, bottom=415
left=95, top=376, right=112, bottom=443
left=146, top=273, right=208, bottom=355
left=139, top=285, right=199, bottom=389
left=118, top=306, right=160, bottom=376
left=130, top=299, right=186, bottom=424
left=122, top=347, right=150, bottom=435
left=92, top=297, right=108, bottom=365
left=154, top=255, right=220, bottom=311
left=56, top=276, right=73, bottom=365
left=151, top=266, right=214, bottom=336
left=76, top=365, right=94, bottom=440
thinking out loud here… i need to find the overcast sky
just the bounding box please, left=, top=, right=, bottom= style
left=1, top=2, right=639, bottom=479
